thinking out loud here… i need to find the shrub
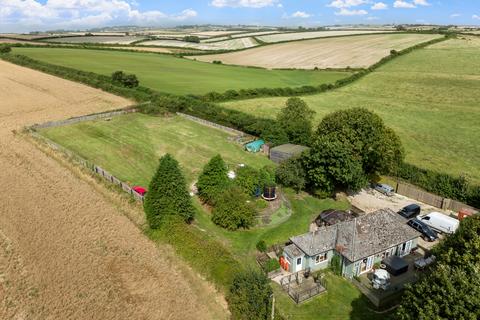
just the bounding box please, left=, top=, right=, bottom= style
left=197, top=154, right=230, bottom=205
left=227, top=270, right=272, bottom=320
left=276, top=157, right=306, bottom=193
left=111, top=70, right=139, bottom=88
left=264, top=259, right=281, bottom=273
left=0, top=45, right=12, bottom=54
left=330, top=255, right=342, bottom=276
left=213, top=60, right=223, bottom=64
left=212, top=186, right=256, bottom=231
left=144, top=154, right=195, bottom=228
left=235, top=166, right=260, bottom=196
left=183, top=35, right=201, bottom=43
left=256, top=240, right=267, bottom=252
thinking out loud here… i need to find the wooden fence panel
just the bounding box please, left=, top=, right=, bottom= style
left=396, top=182, right=444, bottom=208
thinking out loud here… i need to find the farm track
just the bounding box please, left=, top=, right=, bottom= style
left=0, top=60, right=226, bottom=319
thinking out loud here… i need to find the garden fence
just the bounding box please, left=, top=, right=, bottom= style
left=176, top=112, right=246, bottom=136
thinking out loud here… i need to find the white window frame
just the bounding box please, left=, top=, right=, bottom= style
left=315, top=252, right=328, bottom=265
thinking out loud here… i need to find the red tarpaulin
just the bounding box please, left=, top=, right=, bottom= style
left=132, top=186, right=147, bottom=196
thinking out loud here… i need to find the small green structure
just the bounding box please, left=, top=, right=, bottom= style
left=245, top=139, right=265, bottom=153
left=269, top=144, right=309, bottom=163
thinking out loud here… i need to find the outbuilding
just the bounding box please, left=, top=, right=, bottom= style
left=269, top=144, right=309, bottom=164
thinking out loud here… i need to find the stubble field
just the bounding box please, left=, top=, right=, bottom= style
left=0, top=60, right=226, bottom=319
left=190, top=33, right=443, bottom=69
left=221, top=37, right=480, bottom=183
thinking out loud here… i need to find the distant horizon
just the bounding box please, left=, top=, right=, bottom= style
left=1, top=0, right=479, bottom=33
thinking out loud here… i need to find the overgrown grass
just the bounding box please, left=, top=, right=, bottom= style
left=222, top=37, right=480, bottom=184
left=12, top=47, right=349, bottom=95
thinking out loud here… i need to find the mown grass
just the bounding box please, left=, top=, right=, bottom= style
left=12, top=47, right=349, bottom=95
left=222, top=37, right=480, bottom=184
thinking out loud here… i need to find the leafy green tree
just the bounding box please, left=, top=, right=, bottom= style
left=111, top=70, right=125, bottom=83
left=122, top=74, right=139, bottom=88
left=212, top=186, right=256, bottom=230
left=197, top=155, right=230, bottom=205
left=276, top=157, right=306, bottom=193
left=396, top=263, right=480, bottom=320
left=228, top=270, right=273, bottom=320
left=277, top=97, right=316, bottom=145
left=144, top=154, right=195, bottom=228
left=259, top=165, right=276, bottom=188
left=304, top=108, right=403, bottom=192
left=260, top=123, right=289, bottom=147
left=235, top=166, right=260, bottom=196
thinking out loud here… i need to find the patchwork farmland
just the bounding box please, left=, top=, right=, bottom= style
left=42, top=35, right=147, bottom=44
left=0, top=60, right=226, bottom=319
left=12, top=47, right=350, bottom=95
left=138, top=37, right=259, bottom=50
left=222, top=37, right=480, bottom=183
left=255, top=29, right=397, bottom=43
left=190, top=33, right=443, bottom=69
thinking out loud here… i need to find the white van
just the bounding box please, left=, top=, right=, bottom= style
left=419, top=212, right=459, bottom=234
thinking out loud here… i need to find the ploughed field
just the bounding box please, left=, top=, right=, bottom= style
left=12, top=47, right=350, bottom=95
left=0, top=60, right=226, bottom=319
left=190, top=33, right=443, bottom=69
left=222, top=37, right=480, bottom=183
left=138, top=37, right=259, bottom=50
left=40, top=113, right=273, bottom=186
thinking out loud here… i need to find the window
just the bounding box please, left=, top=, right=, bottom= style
left=296, top=257, right=302, bottom=265
left=315, top=252, right=328, bottom=264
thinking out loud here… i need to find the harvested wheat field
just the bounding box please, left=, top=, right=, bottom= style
left=191, top=33, right=443, bottom=69
left=0, top=60, right=227, bottom=319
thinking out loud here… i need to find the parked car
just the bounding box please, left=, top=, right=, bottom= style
left=407, top=219, right=438, bottom=242
left=419, top=212, right=459, bottom=234
left=374, top=183, right=395, bottom=196
left=398, top=204, right=421, bottom=219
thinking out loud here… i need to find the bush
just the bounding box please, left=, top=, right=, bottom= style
left=256, top=240, right=267, bottom=252
left=183, top=35, right=200, bottom=43
left=213, top=60, right=223, bottom=64
left=144, top=154, right=195, bottom=228
left=330, top=255, right=342, bottom=276
left=235, top=166, right=260, bottom=196
left=227, top=270, right=272, bottom=320
left=212, top=186, right=256, bottom=230
left=0, top=45, right=12, bottom=54
left=197, top=154, right=230, bottom=205
left=276, top=157, right=306, bottom=193
left=111, top=70, right=139, bottom=88
left=264, top=259, right=281, bottom=273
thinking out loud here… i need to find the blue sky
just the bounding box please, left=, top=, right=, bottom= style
left=0, top=0, right=479, bottom=32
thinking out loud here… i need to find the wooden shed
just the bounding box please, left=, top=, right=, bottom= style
left=269, top=144, right=309, bottom=164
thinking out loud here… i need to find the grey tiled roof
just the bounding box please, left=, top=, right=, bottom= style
left=284, top=244, right=304, bottom=258
left=335, top=208, right=420, bottom=262
left=289, top=208, right=421, bottom=262
left=290, top=227, right=337, bottom=257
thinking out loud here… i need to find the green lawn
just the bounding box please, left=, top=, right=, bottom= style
left=40, top=113, right=272, bottom=186
left=222, top=37, right=480, bottom=184
left=272, top=273, right=392, bottom=320
left=12, top=47, right=349, bottom=95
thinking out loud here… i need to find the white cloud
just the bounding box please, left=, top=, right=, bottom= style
left=291, top=11, right=312, bottom=18
left=328, top=0, right=369, bottom=9
left=335, top=8, right=368, bottom=16
left=371, top=2, right=387, bottom=10
left=450, top=13, right=461, bottom=18
left=210, top=0, right=277, bottom=8
left=473, top=15, right=480, bottom=20
left=413, top=0, right=430, bottom=6
left=393, top=1, right=416, bottom=9
left=0, top=0, right=198, bottom=31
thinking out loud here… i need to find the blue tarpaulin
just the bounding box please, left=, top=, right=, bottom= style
left=245, top=139, right=265, bottom=153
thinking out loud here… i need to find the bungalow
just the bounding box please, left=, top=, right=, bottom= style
left=282, top=209, right=421, bottom=278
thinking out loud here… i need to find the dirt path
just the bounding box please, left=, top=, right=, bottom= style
left=0, top=60, right=226, bottom=319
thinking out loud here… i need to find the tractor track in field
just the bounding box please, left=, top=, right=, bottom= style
left=0, top=60, right=226, bottom=320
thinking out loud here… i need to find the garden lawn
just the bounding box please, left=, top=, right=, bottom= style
left=12, top=47, right=349, bottom=95
left=39, top=113, right=272, bottom=186
left=272, top=273, right=392, bottom=320
left=222, top=37, right=480, bottom=184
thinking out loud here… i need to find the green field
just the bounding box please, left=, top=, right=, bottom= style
left=40, top=113, right=272, bottom=186
left=12, top=47, right=349, bottom=95
left=222, top=37, right=480, bottom=183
